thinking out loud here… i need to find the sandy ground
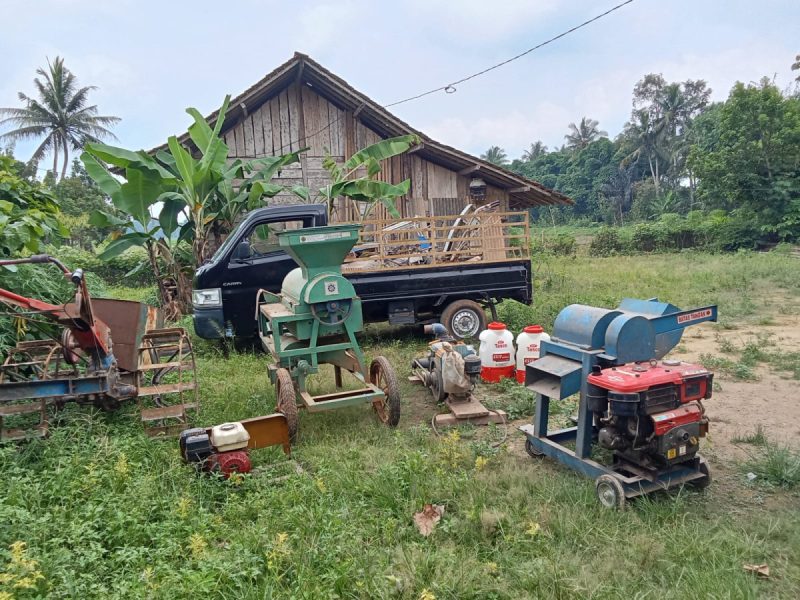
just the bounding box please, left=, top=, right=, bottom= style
left=676, top=308, right=800, bottom=455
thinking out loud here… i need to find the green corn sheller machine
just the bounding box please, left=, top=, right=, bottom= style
left=257, top=224, right=400, bottom=440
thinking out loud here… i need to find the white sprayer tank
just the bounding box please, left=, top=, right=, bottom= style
left=478, top=322, right=516, bottom=383
left=515, top=325, right=550, bottom=383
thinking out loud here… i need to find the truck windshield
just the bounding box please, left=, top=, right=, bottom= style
left=208, top=221, right=245, bottom=264
left=208, top=219, right=305, bottom=263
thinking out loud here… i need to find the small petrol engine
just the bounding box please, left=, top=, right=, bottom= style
left=587, top=360, right=713, bottom=469
left=410, top=323, right=506, bottom=427
left=179, top=422, right=252, bottom=478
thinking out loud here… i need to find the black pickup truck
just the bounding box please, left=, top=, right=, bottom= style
left=192, top=204, right=531, bottom=340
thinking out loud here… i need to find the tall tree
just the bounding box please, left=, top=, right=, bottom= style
left=480, top=146, right=509, bottom=166
left=622, top=74, right=710, bottom=201
left=621, top=109, right=665, bottom=198
left=688, top=78, right=800, bottom=239
left=0, top=57, right=119, bottom=181
left=521, top=141, right=548, bottom=162
left=564, top=117, right=607, bottom=151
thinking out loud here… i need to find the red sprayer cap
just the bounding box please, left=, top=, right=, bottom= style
left=487, top=322, right=507, bottom=331
left=524, top=325, right=544, bottom=334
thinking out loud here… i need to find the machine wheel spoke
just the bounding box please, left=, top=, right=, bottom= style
left=370, top=356, right=400, bottom=427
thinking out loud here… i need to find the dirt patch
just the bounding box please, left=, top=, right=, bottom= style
left=675, top=306, right=800, bottom=457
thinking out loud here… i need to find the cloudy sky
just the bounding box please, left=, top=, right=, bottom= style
left=1, top=0, right=798, bottom=169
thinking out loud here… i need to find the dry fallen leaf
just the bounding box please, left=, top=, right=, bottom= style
left=743, top=564, right=770, bottom=578
left=413, top=504, right=445, bottom=536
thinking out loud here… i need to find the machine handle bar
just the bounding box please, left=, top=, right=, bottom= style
left=651, top=305, right=718, bottom=334
left=0, top=254, right=71, bottom=276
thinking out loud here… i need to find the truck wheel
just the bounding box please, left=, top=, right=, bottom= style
left=370, top=356, right=400, bottom=427
left=275, top=368, right=298, bottom=443
left=440, top=299, right=487, bottom=340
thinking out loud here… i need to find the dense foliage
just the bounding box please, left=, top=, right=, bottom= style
left=0, top=154, right=67, bottom=256
left=501, top=67, right=800, bottom=245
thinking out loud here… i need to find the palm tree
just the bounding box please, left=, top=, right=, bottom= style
left=0, top=57, right=119, bottom=181
left=621, top=109, right=666, bottom=198
left=521, top=141, right=548, bottom=162
left=564, top=117, right=607, bottom=151
left=480, top=146, right=509, bottom=166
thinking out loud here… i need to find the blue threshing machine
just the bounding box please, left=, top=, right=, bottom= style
left=520, top=298, right=718, bottom=508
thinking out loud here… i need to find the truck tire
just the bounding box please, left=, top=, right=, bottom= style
left=440, top=299, right=487, bottom=340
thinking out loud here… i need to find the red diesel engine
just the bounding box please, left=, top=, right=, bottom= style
left=587, top=360, right=713, bottom=468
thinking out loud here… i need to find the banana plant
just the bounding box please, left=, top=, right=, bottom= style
left=81, top=96, right=307, bottom=316
left=318, top=134, right=420, bottom=221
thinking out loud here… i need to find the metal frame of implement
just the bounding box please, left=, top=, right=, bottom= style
left=519, top=298, right=718, bottom=504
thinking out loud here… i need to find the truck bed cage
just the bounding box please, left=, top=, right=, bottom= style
left=342, top=209, right=530, bottom=273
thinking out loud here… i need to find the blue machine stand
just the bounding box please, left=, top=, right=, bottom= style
left=519, top=298, right=717, bottom=509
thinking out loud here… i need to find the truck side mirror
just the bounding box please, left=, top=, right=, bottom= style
left=233, top=241, right=252, bottom=261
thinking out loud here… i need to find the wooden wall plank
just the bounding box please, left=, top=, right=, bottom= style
left=252, top=108, right=265, bottom=156
left=225, top=131, right=236, bottom=157
left=243, top=115, right=255, bottom=156
left=234, top=122, right=246, bottom=157
left=260, top=104, right=273, bottom=155
left=278, top=90, right=291, bottom=154
left=287, top=83, right=301, bottom=152
left=269, top=97, right=282, bottom=154
left=302, top=85, right=323, bottom=155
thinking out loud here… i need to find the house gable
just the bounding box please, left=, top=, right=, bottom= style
left=154, top=53, right=572, bottom=218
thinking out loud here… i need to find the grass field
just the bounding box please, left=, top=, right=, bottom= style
left=2, top=251, right=799, bottom=598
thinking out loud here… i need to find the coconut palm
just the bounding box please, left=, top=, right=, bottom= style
left=564, top=117, right=607, bottom=151
left=480, top=145, right=509, bottom=166
left=0, top=57, right=119, bottom=181
left=521, top=141, right=548, bottom=162
left=621, top=109, right=666, bottom=197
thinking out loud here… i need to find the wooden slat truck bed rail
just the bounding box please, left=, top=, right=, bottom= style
left=341, top=210, right=529, bottom=273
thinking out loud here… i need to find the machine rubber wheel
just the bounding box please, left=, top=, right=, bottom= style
left=370, top=356, right=400, bottom=427
left=690, top=460, right=712, bottom=489
left=595, top=474, right=626, bottom=510
left=275, top=368, right=298, bottom=443
left=525, top=439, right=545, bottom=458
left=429, top=367, right=446, bottom=403
left=440, top=299, right=487, bottom=340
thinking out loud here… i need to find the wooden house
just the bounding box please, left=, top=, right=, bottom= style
left=157, top=52, right=571, bottom=220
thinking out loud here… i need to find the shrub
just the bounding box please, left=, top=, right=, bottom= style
left=50, top=244, right=154, bottom=287
left=630, top=222, right=659, bottom=252
left=589, top=227, right=623, bottom=256
left=550, top=232, right=576, bottom=256
left=531, top=232, right=577, bottom=256
left=744, top=442, right=800, bottom=488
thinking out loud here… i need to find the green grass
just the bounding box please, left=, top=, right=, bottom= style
left=2, top=251, right=800, bottom=598
left=498, top=250, right=800, bottom=332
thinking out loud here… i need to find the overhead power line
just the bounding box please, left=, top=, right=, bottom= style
left=274, top=0, right=637, bottom=153
left=384, top=0, right=637, bottom=107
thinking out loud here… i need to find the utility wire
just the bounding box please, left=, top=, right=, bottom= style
left=275, top=0, right=637, bottom=153
left=26, top=1, right=637, bottom=166
left=384, top=0, right=637, bottom=107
